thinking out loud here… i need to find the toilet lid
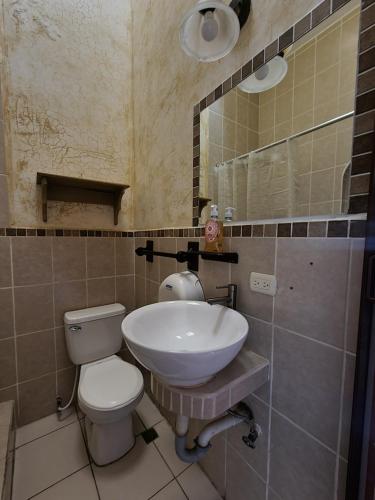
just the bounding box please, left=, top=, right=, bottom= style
left=79, top=356, right=143, bottom=411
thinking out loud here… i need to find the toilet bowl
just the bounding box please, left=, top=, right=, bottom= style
left=64, top=303, right=144, bottom=466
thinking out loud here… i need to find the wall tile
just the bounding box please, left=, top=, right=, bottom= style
left=18, top=373, right=56, bottom=426
left=226, top=446, right=266, bottom=500
left=87, top=277, right=115, bottom=307
left=275, top=238, right=350, bottom=348
left=159, top=239, right=177, bottom=282
left=200, top=436, right=226, bottom=497
left=17, top=330, right=55, bottom=382
left=346, top=239, right=365, bottom=353
left=54, top=280, right=86, bottom=326
left=146, top=280, right=159, bottom=305
left=135, top=238, right=146, bottom=277
left=53, top=237, right=86, bottom=282
left=273, top=327, right=343, bottom=449
left=116, top=275, right=135, bottom=311
left=12, top=237, right=52, bottom=286
left=227, top=394, right=269, bottom=480
left=0, top=338, right=16, bottom=388
left=340, top=354, right=356, bottom=459
left=337, top=459, right=348, bottom=500
left=55, top=326, right=72, bottom=370
left=14, top=284, right=54, bottom=334
left=57, top=367, right=76, bottom=405
left=116, top=238, right=134, bottom=276
left=135, top=277, right=146, bottom=308
left=0, top=238, right=11, bottom=287
left=87, top=238, right=115, bottom=278
left=0, top=288, right=14, bottom=339
left=231, top=238, right=276, bottom=321
left=269, top=411, right=336, bottom=500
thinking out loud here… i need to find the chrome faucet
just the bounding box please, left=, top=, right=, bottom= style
left=207, top=284, right=238, bottom=310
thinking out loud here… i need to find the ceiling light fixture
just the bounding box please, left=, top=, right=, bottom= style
left=180, top=0, right=251, bottom=63
left=238, top=54, right=288, bottom=93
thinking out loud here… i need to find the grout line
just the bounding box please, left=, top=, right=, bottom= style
left=146, top=478, right=179, bottom=500
left=51, top=237, right=58, bottom=396
left=271, top=407, right=338, bottom=455
left=9, top=237, right=20, bottom=422
left=227, top=441, right=268, bottom=485
left=27, top=464, right=91, bottom=500
left=16, top=416, right=78, bottom=450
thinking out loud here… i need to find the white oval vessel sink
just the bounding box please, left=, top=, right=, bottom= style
left=121, top=301, right=248, bottom=387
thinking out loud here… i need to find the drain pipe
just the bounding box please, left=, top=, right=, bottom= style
left=175, top=403, right=253, bottom=463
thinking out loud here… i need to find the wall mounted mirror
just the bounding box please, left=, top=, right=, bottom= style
left=199, top=0, right=360, bottom=224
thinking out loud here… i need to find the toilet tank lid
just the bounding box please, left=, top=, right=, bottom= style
left=64, top=303, right=126, bottom=325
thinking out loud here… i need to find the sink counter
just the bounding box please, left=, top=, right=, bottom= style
left=151, top=350, right=269, bottom=420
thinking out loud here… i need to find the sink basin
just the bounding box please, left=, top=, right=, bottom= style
left=121, top=301, right=248, bottom=387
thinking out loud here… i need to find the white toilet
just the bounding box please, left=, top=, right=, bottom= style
left=64, top=303, right=144, bottom=466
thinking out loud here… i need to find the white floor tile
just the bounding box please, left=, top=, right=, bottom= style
left=13, top=421, right=89, bottom=500
left=93, top=437, right=173, bottom=500
left=151, top=480, right=187, bottom=500
left=32, top=466, right=99, bottom=500
left=178, top=464, right=222, bottom=500
left=136, top=393, right=164, bottom=429
left=154, top=420, right=190, bottom=476
left=16, top=409, right=77, bottom=448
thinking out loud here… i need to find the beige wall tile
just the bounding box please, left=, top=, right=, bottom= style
left=231, top=238, right=275, bottom=321
left=273, top=327, right=343, bottom=449
left=316, top=27, right=340, bottom=73
left=56, top=367, right=76, bottom=406
left=0, top=238, right=11, bottom=287
left=0, top=288, right=14, bottom=340
left=87, top=238, right=115, bottom=278
left=294, top=78, right=314, bottom=117
left=269, top=411, right=336, bottom=499
left=54, top=281, right=86, bottom=327
left=310, top=169, right=335, bottom=204
left=135, top=238, right=146, bottom=278
left=116, top=238, right=135, bottom=276
left=12, top=237, right=52, bottom=286
left=276, top=90, right=292, bottom=125
left=55, top=326, right=72, bottom=370
left=0, top=338, right=16, bottom=388
left=294, top=43, right=316, bottom=83
left=53, top=238, right=86, bottom=282
left=159, top=239, right=177, bottom=283
left=315, top=65, right=339, bottom=108
left=15, top=285, right=54, bottom=335
left=275, top=238, right=350, bottom=348
left=18, top=373, right=56, bottom=426
left=226, top=445, right=267, bottom=500
left=116, top=275, right=135, bottom=312
left=87, top=277, right=115, bottom=307
left=17, top=330, right=55, bottom=382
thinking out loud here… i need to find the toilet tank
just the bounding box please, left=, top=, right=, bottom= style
left=64, top=303, right=126, bottom=365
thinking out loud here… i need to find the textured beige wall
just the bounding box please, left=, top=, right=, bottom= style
left=1, top=0, right=134, bottom=229
left=131, top=0, right=323, bottom=230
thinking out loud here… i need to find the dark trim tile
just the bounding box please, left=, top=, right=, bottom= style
left=361, top=3, right=375, bottom=32
left=279, top=28, right=293, bottom=51
left=292, top=222, right=308, bottom=237
left=349, top=194, right=369, bottom=214
left=214, top=85, right=223, bottom=100
left=308, top=221, right=327, bottom=237
left=332, top=0, right=350, bottom=12
left=199, top=98, right=207, bottom=112
left=352, top=153, right=373, bottom=175
left=312, top=0, right=331, bottom=28
left=355, top=111, right=375, bottom=135
left=294, top=14, right=311, bottom=40
left=359, top=25, right=375, bottom=53
left=232, top=226, right=241, bottom=237
left=359, top=47, right=375, bottom=74
left=223, top=77, right=232, bottom=94
left=232, top=69, right=242, bottom=86
left=265, top=40, right=278, bottom=61
left=242, top=225, right=252, bottom=237
left=252, top=225, right=264, bottom=237
left=253, top=51, right=265, bottom=71
left=327, top=220, right=349, bottom=237
left=356, top=89, right=375, bottom=115
left=349, top=220, right=367, bottom=238
left=242, top=60, right=252, bottom=80
left=277, top=223, right=291, bottom=237
left=264, top=224, right=277, bottom=237
left=353, top=132, right=374, bottom=155
left=350, top=173, right=371, bottom=195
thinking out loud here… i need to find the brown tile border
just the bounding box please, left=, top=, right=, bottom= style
left=0, top=218, right=367, bottom=240
left=192, top=0, right=373, bottom=225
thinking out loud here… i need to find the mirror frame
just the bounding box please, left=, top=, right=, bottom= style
left=191, top=0, right=374, bottom=227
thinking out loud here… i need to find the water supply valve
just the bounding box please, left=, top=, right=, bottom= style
left=242, top=422, right=262, bottom=449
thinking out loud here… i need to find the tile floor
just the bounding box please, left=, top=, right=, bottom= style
left=12, top=394, right=222, bottom=500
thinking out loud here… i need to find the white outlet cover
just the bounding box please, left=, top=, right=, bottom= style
left=250, top=272, right=277, bottom=296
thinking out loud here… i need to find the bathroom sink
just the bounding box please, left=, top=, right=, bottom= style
left=121, top=301, right=248, bottom=387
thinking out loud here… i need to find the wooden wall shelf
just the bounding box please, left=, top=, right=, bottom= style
left=36, top=173, right=129, bottom=225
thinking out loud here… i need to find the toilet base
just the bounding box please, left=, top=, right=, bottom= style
left=84, top=413, right=135, bottom=466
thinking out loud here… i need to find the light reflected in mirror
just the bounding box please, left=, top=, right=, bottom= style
left=199, top=1, right=360, bottom=223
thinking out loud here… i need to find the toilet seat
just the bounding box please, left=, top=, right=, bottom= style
left=78, top=355, right=143, bottom=424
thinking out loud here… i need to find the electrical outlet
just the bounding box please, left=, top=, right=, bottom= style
left=250, top=272, right=277, bottom=296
